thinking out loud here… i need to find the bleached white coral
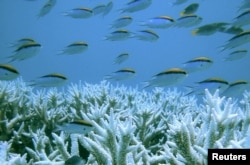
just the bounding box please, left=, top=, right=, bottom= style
left=0, top=141, right=28, bottom=165
left=1, top=79, right=250, bottom=164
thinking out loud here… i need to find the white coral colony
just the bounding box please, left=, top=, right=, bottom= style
left=0, top=79, right=250, bottom=164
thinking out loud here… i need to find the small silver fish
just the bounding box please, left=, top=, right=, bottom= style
left=120, top=0, right=152, bottom=13
left=9, top=37, right=36, bottom=48
left=219, top=25, right=244, bottom=35
left=29, top=73, right=67, bottom=87
left=64, top=8, right=93, bottom=19
left=222, top=80, right=249, bottom=97
left=140, top=16, right=175, bottom=29
left=56, top=120, right=93, bottom=135
left=182, top=56, right=213, bottom=73
left=223, top=49, right=248, bottom=61
left=113, top=53, right=129, bottom=64
left=0, top=64, right=19, bottom=80
left=8, top=42, right=41, bottom=62
left=58, top=41, right=88, bottom=55
left=172, top=0, right=188, bottom=6
left=92, top=4, right=106, bottom=15
left=221, top=30, right=250, bottom=51
left=104, top=29, right=132, bottom=41
left=233, top=10, right=250, bottom=27
left=175, top=14, right=202, bottom=28
left=110, top=16, right=133, bottom=29
left=102, top=1, right=113, bottom=16
left=37, top=0, right=57, bottom=18
left=144, top=68, right=187, bottom=88
left=186, top=77, right=229, bottom=95
left=134, top=30, right=159, bottom=42
left=105, top=68, right=136, bottom=81
left=238, top=0, right=250, bottom=11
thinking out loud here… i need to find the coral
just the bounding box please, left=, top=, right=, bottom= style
left=0, top=78, right=250, bottom=164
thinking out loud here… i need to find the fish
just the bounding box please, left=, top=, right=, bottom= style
left=180, top=3, right=199, bottom=16
left=113, top=53, right=129, bottom=64
left=218, top=25, right=244, bottom=35
left=64, top=7, right=93, bottom=19
left=9, top=37, right=36, bottom=48
left=175, top=14, right=202, bottom=28
left=102, top=1, right=113, bottom=16
left=105, top=68, right=136, bottom=81
left=104, top=29, right=132, bottom=41
left=92, top=4, right=107, bottom=16
left=192, top=22, right=228, bottom=36
left=238, top=0, right=250, bottom=11
left=182, top=56, right=213, bottom=73
left=223, top=49, right=248, bottom=61
left=120, top=0, right=152, bottom=13
left=186, top=77, right=229, bottom=95
left=110, top=16, right=133, bottom=29
left=233, top=10, right=250, bottom=27
left=171, top=0, right=188, bottom=6
left=221, top=30, right=250, bottom=51
left=58, top=41, right=88, bottom=55
left=29, top=73, right=67, bottom=87
left=139, top=16, right=175, bottom=29
left=8, top=42, right=41, bottom=62
left=144, top=68, right=187, bottom=88
left=37, top=0, right=57, bottom=19
left=56, top=120, right=93, bottom=135
left=65, top=156, right=85, bottom=165
left=134, top=30, right=159, bottom=41
left=222, top=80, right=249, bottom=97
left=0, top=64, right=19, bottom=80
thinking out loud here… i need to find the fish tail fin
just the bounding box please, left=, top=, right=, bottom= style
left=140, top=81, right=151, bottom=89
left=180, top=12, right=185, bottom=16
left=217, top=44, right=228, bottom=53
left=6, top=55, right=15, bottom=63
left=183, top=86, right=194, bottom=96
left=117, top=8, right=125, bottom=14
left=54, top=124, right=61, bottom=132
left=191, top=29, right=198, bottom=35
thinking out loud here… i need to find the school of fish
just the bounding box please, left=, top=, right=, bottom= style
left=1, top=0, right=250, bottom=98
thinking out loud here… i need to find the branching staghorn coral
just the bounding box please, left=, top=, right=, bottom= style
left=163, top=89, right=250, bottom=164
left=1, top=78, right=250, bottom=164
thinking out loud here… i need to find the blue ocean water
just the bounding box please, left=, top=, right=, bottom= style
left=1, top=0, right=249, bottom=95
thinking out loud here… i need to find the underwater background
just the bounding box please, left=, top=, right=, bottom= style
left=1, top=0, right=250, bottom=164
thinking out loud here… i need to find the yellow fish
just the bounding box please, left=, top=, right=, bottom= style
left=144, top=68, right=187, bottom=88
left=0, top=64, right=19, bottom=80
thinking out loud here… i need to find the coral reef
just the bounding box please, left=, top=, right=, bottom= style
left=0, top=78, right=250, bottom=164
